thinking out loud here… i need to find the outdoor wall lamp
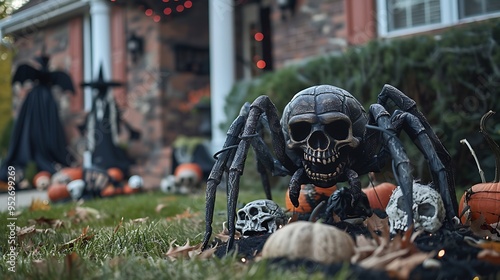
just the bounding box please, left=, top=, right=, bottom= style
left=127, top=33, right=144, bottom=63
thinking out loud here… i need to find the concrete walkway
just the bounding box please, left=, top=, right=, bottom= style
left=0, top=189, right=49, bottom=212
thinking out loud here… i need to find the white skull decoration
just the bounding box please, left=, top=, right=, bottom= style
left=386, top=182, right=445, bottom=233
left=160, top=175, right=178, bottom=194
left=67, top=179, right=86, bottom=200
left=174, top=163, right=203, bottom=194
left=236, top=199, right=287, bottom=236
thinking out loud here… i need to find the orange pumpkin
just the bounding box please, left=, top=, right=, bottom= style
left=107, top=167, right=124, bottom=182
left=47, top=182, right=71, bottom=202
left=459, top=111, right=500, bottom=225
left=52, top=167, right=83, bottom=184
left=101, top=184, right=116, bottom=197
left=123, top=183, right=140, bottom=195
left=285, top=184, right=337, bottom=214
left=362, top=182, right=397, bottom=210
left=33, top=171, right=52, bottom=190
left=174, top=163, right=203, bottom=180
left=459, top=184, right=500, bottom=225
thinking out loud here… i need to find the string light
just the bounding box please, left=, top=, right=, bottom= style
left=437, top=249, right=445, bottom=258
left=139, top=0, right=193, bottom=22
left=256, top=60, right=266, bottom=69
left=254, top=32, right=264, bottom=41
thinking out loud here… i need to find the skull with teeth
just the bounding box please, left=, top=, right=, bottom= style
left=235, top=199, right=287, bottom=236
left=386, top=182, right=445, bottom=233
left=282, top=85, right=365, bottom=187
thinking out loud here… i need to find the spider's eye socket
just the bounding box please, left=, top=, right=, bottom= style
left=325, top=120, right=350, bottom=140
left=289, top=121, right=311, bottom=142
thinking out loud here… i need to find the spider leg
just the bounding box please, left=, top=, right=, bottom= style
left=369, top=104, right=414, bottom=228
left=201, top=114, right=245, bottom=251
left=225, top=95, right=294, bottom=252
left=377, top=84, right=457, bottom=213
left=391, top=111, right=457, bottom=221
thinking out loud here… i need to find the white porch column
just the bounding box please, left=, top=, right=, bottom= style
left=209, top=0, right=235, bottom=153
left=83, top=0, right=112, bottom=167
left=89, top=0, right=112, bottom=78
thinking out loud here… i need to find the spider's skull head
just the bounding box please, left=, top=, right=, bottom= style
left=282, top=85, right=367, bottom=186
left=386, top=182, right=445, bottom=233
left=235, top=199, right=287, bottom=236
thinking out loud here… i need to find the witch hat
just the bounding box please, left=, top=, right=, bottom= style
left=81, top=64, right=123, bottom=94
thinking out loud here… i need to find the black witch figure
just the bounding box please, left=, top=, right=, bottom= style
left=80, top=65, right=139, bottom=178
left=0, top=54, right=75, bottom=183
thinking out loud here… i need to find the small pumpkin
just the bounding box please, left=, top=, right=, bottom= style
left=174, top=163, right=203, bottom=181
left=52, top=167, right=83, bottom=184
left=285, top=184, right=337, bottom=214
left=33, top=171, right=52, bottom=190
left=362, top=182, right=397, bottom=210
left=107, top=167, right=124, bottom=183
left=262, top=221, right=355, bottom=264
left=47, top=182, right=71, bottom=202
left=101, top=184, right=116, bottom=197
left=459, top=111, right=500, bottom=225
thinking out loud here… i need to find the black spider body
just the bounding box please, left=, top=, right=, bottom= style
left=202, top=84, right=458, bottom=252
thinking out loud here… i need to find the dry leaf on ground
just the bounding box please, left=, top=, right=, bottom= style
left=59, top=226, right=94, bottom=250
left=30, top=198, right=51, bottom=211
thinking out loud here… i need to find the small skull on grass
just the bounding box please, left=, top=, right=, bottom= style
left=235, top=199, right=287, bottom=237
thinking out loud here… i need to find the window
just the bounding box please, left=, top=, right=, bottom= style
left=458, top=0, right=500, bottom=19
left=378, top=0, right=500, bottom=37
left=387, top=0, right=441, bottom=31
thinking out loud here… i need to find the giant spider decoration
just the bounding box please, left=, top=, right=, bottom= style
left=202, top=84, right=458, bottom=252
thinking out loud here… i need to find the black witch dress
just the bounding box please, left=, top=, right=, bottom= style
left=0, top=55, right=75, bottom=182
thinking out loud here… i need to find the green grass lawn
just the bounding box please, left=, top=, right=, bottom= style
left=0, top=189, right=335, bottom=280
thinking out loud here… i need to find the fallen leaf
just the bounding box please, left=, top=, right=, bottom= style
left=66, top=206, right=102, bottom=223
left=470, top=216, right=500, bottom=241
left=385, top=251, right=435, bottom=280
left=156, top=204, right=167, bottom=213
left=17, top=225, right=37, bottom=238
left=352, top=220, right=428, bottom=276
left=113, top=217, right=124, bottom=234
left=60, top=226, right=94, bottom=250
left=166, top=208, right=200, bottom=221
left=29, top=217, right=64, bottom=228
left=365, top=214, right=389, bottom=234
left=477, top=248, right=500, bottom=265
left=214, top=221, right=241, bottom=243
left=130, top=217, right=149, bottom=224
left=165, top=239, right=198, bottom=260
left=29, top=198, right=51, bottom=211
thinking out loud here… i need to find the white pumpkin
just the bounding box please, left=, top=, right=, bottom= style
left=261, top=221, right=355, bottom=264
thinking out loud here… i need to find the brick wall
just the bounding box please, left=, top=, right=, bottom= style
left=122, top=2, right=210, bottom=188
left=270, top=0, right=348, bottom=68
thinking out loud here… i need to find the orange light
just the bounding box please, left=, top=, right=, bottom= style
left=254, top=32, right=264, bottom=41
left=184, top=0, right=193, bottom=8
left=153, top=15, right=161, bottom=22
left=164, top=7, right=172, bottom=15
left=256, top=60, right=266, bottom=69
left=145, top=9, right=153, bottom=16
